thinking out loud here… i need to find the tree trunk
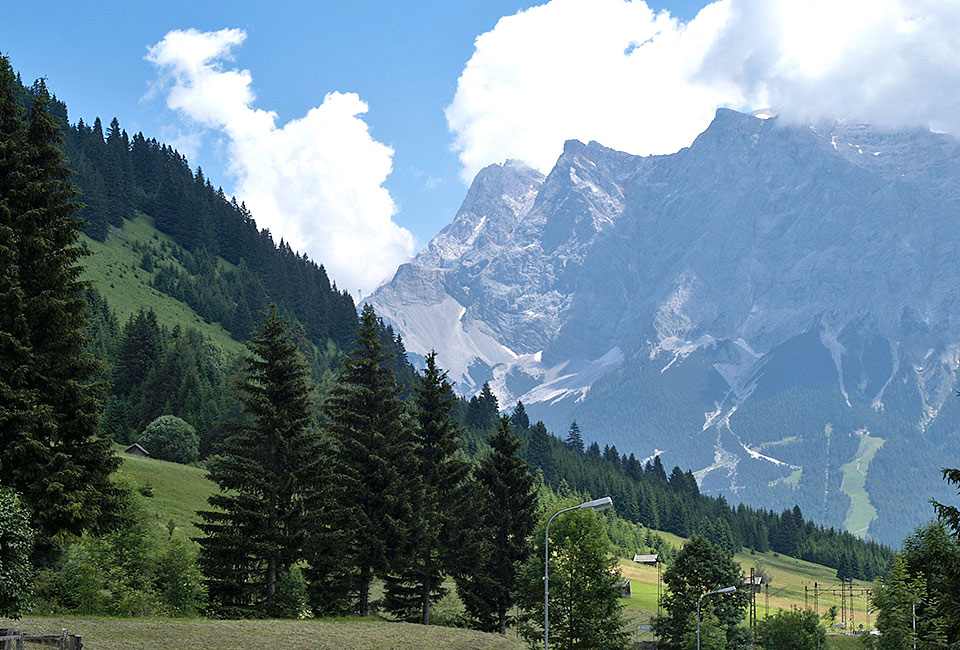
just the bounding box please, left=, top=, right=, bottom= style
left=266, top=556, right=277, bottom=614
left=498, top=595, right=507, bottom=635
left=359, top=564, right=371, bottom=616
left=421, top=553, right=432, bottom=625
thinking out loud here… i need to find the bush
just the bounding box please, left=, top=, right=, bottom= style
left=274, top=567, right=308, bottom=619
left=0, top=490, right=34, bottom=618
left=139, top=415, right=200, bottom=464
left=755, top=608, right=823, bottom=650
left=31, top=478, right=206, bottom=618
left=154, top=536, right=207, bottom=617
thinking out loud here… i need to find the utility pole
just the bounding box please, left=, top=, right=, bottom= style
left=841, top=579, right=846, bottom=629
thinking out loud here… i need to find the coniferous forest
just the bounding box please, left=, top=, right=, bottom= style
left=0, top=53, right=896, bottom=635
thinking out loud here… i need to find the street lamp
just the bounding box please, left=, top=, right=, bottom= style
left=698, top=586, right=737, bottom=650
left=818, top=622, right=845, bottom=650
left=544, top=496, right=613, bottom=650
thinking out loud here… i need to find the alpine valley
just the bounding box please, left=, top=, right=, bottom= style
left=368, top=108, right=960, bottom=546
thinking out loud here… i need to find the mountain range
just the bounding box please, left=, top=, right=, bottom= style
left=368, top=108, right=960, bottom=546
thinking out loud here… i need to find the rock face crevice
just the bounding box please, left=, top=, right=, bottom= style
left=367, top=109, right=960, bottom=545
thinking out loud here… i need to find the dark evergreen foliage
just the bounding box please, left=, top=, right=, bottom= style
left=383, top=351, right=470, bottom=624
left=453, top=393, right=892, bottom=581
left=86, top=303, right=241, bottom=457
left=466, top=381, right=500, bottom=431
left=0, top=58, right=119, bottom=552
left=454, top=416, right=537, bottom=634
left=196, top=306, right=319, bottom=618
left=59, top=116, right=359, bottom=351
left=510, top=400, right=530, bottom=431
left=896, top=522, right=960, bottom=645
left=565, top=421, right=584, bottom=452
left=932, top=467, right=960, bottom=535
left=314, top=305, right=417, bottom=616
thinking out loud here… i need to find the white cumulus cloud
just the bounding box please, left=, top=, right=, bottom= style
left=147, top=28, right=416, bottom=296
left=447, top=0, right=960, bottom=180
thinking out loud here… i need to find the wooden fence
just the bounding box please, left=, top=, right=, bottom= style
left=0, top=629, right=82, bottom=650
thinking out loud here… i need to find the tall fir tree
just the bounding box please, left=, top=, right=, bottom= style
left=454, top=415, right=537, bottom=634
left=510, top=400, right=530, bottom=431
left=565, top=421, right=584, bottom=453
left=526, top=420, right=555, bottom=479
left=0, top=61, right=118, bottom=552
left=112, top=309, right=162, bottom=397
left=384, top=351, right=470, bottom=624
left=466, top=381, right=500, bottom=431
left=315, top=304, right=416, bottom=616
left=196, top=305, right=318, bottom=618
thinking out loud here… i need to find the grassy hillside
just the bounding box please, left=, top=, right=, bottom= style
left=116, top=448, right=216, bottom=539
left=80, top=214, right=245, bottom=357
left=620, top=538, right=876, bottom=630
left=840, top=433, right=885, bottom=537
left=1, top=616, right=525, bottom=650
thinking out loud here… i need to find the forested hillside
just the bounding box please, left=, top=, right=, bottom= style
left=27, top=96, right=412, bottom=446
left=58, top=109, right=359, bottom=348
left=458, top=389, right=893, bottom=581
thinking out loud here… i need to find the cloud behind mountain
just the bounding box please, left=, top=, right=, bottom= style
left=447, top=0, right=960, bottom=180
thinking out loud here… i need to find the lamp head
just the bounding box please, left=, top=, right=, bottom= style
left=579, top=496, right=613, bottom=511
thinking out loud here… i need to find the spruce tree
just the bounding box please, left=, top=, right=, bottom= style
left=384, top=351, right=470, bottom=624
left=525, top=420, right=555, bottom=478
left=510, top=400, right=530, bottom=430
left=196, top=305, right=318, bottom=617
left=565, top=421, right=584, bottom=453
left=467, top=381, right=500, bottom=431
left=113, top=309, right=162, bottom=396
left=871, top=555, right=919, bottom=650
left=455, top=415, right=537, bottom=634
left=316, top=304, right=415, bottom=616
left=0, top=63, right=118, bottom=550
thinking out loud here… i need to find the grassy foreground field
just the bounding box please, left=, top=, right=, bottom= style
left=1, top=616, right=525, bottom=650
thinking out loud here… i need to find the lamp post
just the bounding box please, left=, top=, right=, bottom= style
left=912, top=601, right=916, bottom=650
left=819, top=622, right=845, bottom=650
left=544, top=496, right=613, bottom=650
left=698, top=586, right=737, bottom=650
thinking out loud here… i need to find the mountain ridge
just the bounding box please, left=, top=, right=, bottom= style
left=368, top=108, right=960, bottom=545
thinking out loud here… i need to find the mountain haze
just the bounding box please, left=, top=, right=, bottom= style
left=368, top=108, right=960, bottom=545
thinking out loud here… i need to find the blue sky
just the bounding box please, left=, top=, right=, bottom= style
left=0, top=1, right=703, bottom=238
left=2, top=0, right=956, bottom=294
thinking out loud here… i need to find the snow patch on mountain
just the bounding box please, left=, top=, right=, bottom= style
left=820, top=328, right=852, bottom=408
